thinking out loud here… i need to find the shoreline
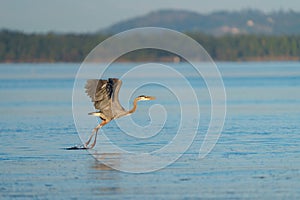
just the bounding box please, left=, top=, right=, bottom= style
left=1, top=56, right=299, bottom=64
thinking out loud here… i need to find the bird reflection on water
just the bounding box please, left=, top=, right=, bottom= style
left=91, top=153, right=121, bottom=171
left=90, top=153, right=122, bottom=195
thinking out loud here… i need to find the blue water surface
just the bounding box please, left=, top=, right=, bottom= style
left=0, top=62, right=299, bottom=199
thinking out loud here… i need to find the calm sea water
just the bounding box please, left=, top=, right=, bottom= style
left=0, top=62, right=299, bottom=199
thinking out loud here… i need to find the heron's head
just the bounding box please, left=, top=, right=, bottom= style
left=137, top=95, right=156, bottom=101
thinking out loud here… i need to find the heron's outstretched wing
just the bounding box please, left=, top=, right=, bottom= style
left=109, top=78, right=127, bottom=118
left=85, top=79, right=113, bottom=120
left=85, top=78, right=126, bottom=120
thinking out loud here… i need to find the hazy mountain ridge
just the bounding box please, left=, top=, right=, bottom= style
left=102, top=9, right=300, bottom=35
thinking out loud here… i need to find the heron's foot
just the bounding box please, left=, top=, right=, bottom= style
left=83, top=142, right=94, bottom=149
left=84, top=139, right=91, bottom=148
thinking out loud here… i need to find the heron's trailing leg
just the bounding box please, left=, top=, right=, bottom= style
left=84, top=126, right=99, bottom=148
left=84, top=121, right=107, bottom=149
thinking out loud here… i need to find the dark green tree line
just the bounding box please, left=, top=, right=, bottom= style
left=1, top=29, right=300, bottom=62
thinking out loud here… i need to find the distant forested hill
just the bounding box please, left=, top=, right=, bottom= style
left=102, top=9, right=300, bottom=35
left=1, top=9, right=300, bottom=63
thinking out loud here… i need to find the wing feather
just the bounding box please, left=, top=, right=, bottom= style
left=108, top=78, right=126, bottom=115
left=85, top=79, right=112, bottom=120
left=85, top=78, right=126, bottom=120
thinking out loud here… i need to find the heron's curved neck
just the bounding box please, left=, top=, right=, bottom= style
left=128, top=98, right=139, bottom=114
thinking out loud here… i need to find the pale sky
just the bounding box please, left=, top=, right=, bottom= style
left=0, top=0, right=299, bottom=33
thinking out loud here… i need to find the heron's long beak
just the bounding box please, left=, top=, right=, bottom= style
left=148, top=96, right=156, bottom=100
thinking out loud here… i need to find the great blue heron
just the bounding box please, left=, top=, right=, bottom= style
left=84, top=78, right=155, bottom=149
